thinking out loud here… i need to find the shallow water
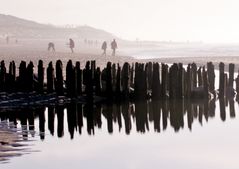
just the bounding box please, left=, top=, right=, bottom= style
left=0, top=98, right=239, bottom=169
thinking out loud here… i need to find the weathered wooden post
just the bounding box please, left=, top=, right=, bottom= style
left=146, top=62, right=153, bottom=91
left=116, top=64, right=121, bottom=97
left=185, top=64, right=191, bottom=98
left=75, top=61, right=82, bottom=96
left=83, top=61, right=93, bottom=100
left=55, top=60, right=64, bottom=95
left=178, top=63, right=184, bottom=98
left=66, top=60, right=76, bottom=97
left=105, top=62, right=113, bottom=99
left=219, top=62, right=225, bottom=97
left=161, top=63, right=168, bottom=98
left=235, top=69, right=239, bottom=99
left=47, top=61, right=54, bottom=93
left=0, top=61, right=6, bottom=91
left=26, top=61, right=34, bottom=92
left=197, top=67, right=202, bottom=87
left=37, top=60, right=44, bottom=93
left=95, top=67, right=102, bottom=96
left=121, top=62, right=130, bottom=99
left=207, top=62, right=215, bottom=94
left=152, top=62, right=160, bottom=99
left=130, top=63, right=134, bottom=88
left=202, top=67, right=209, bottom=98
left=19, top=61, right=27, bottom=91
left=191, top=63, right=197, bottom=88
left=227, top=63, right=235, bottom=97
left=112, top=63, right=117, bottom=93
left=8, top=61, right=16, bottom=92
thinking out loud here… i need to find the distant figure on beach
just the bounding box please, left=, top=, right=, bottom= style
left=111, top=39, right=117, bottom=56
left=69, top=38, right=75, bottom=53
left=6, top=36, right=9, bottom=44
left=101, top=41, right=107, bottom=56
left=48, top=42, right=55, bottom=52
left=15, top=39, right=18, bottom=44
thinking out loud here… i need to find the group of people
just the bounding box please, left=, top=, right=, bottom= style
left=48, top=38, right=118, bottom=56
left=48, top=38, right=75, bottom=53
left=101, top=39, right=118, bottom=56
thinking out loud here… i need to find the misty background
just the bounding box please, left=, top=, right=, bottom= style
left=1, top=0, right=239, bottom=43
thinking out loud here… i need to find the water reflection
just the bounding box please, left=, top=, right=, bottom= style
left=0, top=98, right=237, bottom=140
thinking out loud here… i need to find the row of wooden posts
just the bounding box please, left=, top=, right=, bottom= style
left=0, top=60, right=238, bottom=101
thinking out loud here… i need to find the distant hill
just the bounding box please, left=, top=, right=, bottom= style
left=0, top=14, right=118, bottom=40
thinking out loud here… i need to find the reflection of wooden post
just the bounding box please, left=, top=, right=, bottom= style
left=38, top=60, right=44, bottom=93
left=55, top=60, right=64, bottom=95
left=152, top=62, right=160, bottom=99
left=47, top=62, right=54, bottom=93
left=219, top=62, right=225, bottom=97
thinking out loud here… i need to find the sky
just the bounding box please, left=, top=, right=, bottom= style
left=1, top=0, right=239, bottom=43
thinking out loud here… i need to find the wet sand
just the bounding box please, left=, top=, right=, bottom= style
left=1, top=43, right=239, bottom=71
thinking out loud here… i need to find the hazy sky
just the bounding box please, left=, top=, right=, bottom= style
left=1, top=0, right=239, bottom=42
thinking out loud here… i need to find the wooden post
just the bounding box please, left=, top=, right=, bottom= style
left=191, top=63, right=197, bottom=88
left=152, top=62, right=160, bottom=99
left=8, top=61, right=16, bottom=92
left=161, top=63, right=168, bottom=98
left=75, top=61, right=82, bottom=96
left=105, top=62, right=113, bottom=99
left=66, top=60, right=76, bottom=97
left=55, top=60, right=64, bottom=95
left=122, top=62, right=130, bottom=99
left=112, top=63, right=117, bottom=93
left=37, top=60, right=44, bottom=93
left=83, top=61, right=93, bottom=100
left=26, top=61, right=34, bottom=92
left=227, top=63, right=235, bottom=97
left=47, top=61, right=54, bottom=93
left=95, top=67, right=102, bottom=96
left=185, top=64, right=191, bottom=98
left=178, top=63, right=184, bottom=98
left=219, top=62, right=225, bottom=97
left=207, top=62, right=215, bottom=94
left=19, top=61, right=27, bottom=91
left=235, top=69, right=239, bottom=100
left=197, top=67, right=202, bottom=87
left=0, top=61, right=6, bottom=91
left=202, top=67, right=209, bottom=98
left=116, top=64, right=121, bottom=97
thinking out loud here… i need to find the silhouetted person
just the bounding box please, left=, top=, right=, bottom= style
left=101, top=41, right=107, bottom=56
left=69, top=38, right=75, bottom=53
left=48, top=42, right=55, bottom=52
left=6, top=36, right=9, bottom=44
left=111, top=39, right=117, bottom=56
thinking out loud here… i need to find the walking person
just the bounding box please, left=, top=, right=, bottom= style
left=111, top=39, right=117, bottom=56
left=69, top=38, right=75, bottom=53
left=101, top=41, right=107, bottom=56
left=48, top=42, right=55, bottom=52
